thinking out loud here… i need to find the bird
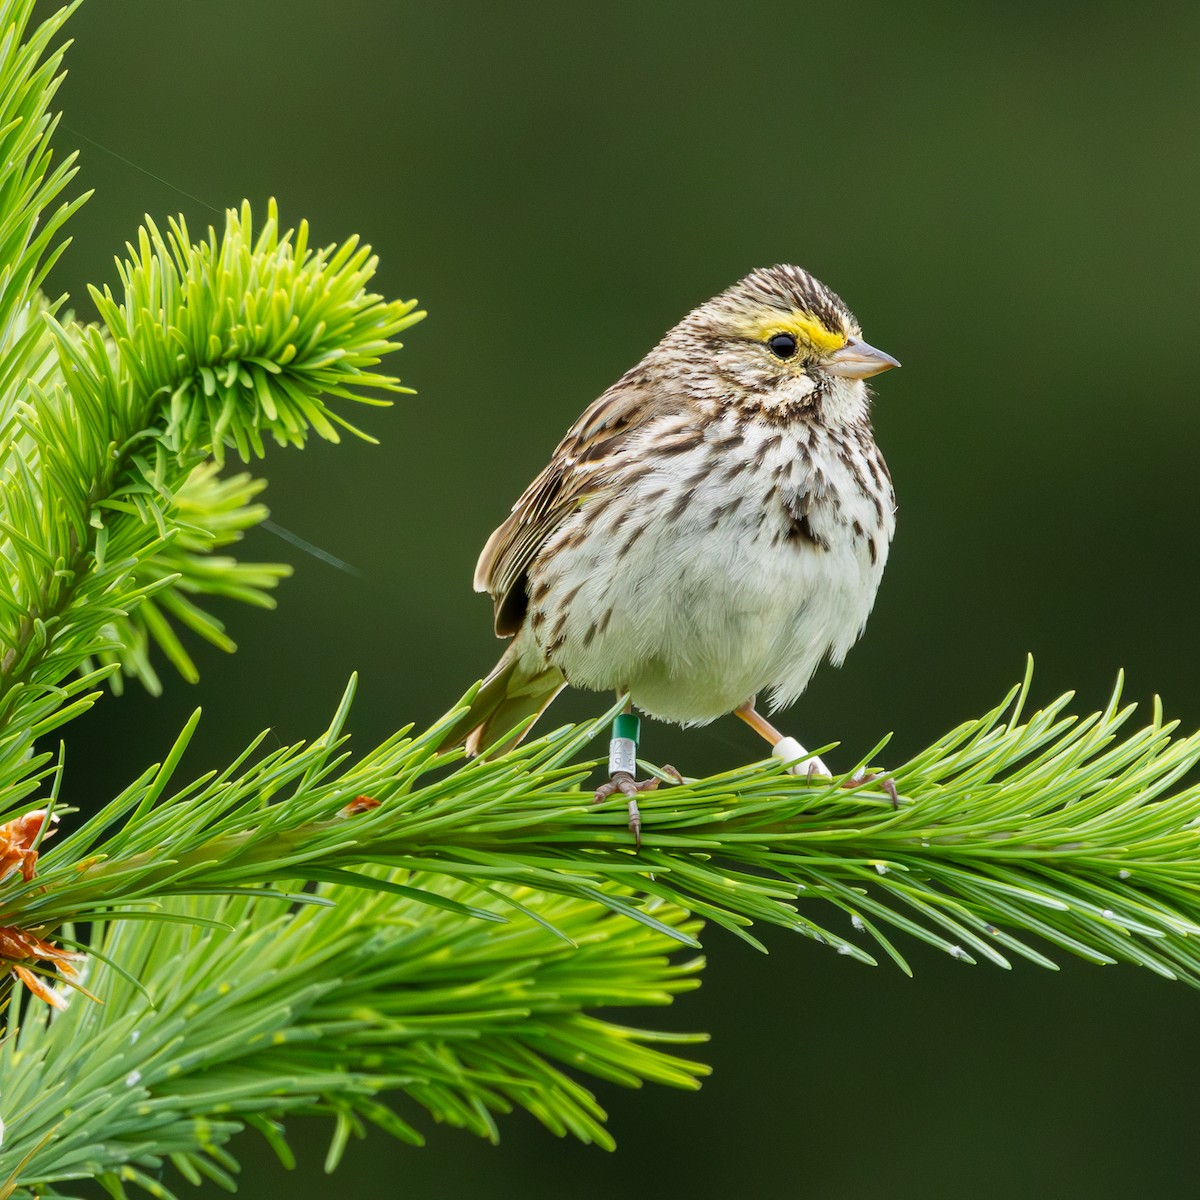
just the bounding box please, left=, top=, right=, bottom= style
left=456, top=264, right=899, bottom=834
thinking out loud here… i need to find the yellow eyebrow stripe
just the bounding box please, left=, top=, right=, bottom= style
left=737, top=311, right=847, bottom=354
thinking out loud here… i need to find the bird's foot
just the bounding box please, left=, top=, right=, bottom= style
left=772, top=737, right=899, bottom=807
left=593, top=766, right=681, bottom=850
left=772, top=737, right=832, bottom=779
left=842, top=770, right=901, bottom=808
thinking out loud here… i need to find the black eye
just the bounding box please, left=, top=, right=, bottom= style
left=767, top=332, right=798, bottom=360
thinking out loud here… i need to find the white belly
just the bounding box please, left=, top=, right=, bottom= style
left=525, top=418, right=894, bottom=724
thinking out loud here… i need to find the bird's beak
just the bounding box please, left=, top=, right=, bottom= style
left=825, top=337, right=901, bottom=380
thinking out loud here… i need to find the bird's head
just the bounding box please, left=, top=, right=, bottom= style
left=667, top=264, right=899, bottom=424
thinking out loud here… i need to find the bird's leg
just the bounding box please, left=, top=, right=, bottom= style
left=593, top=698, right=675, bottom=849
left=734, top=699, right=898, bottom=805
left=735, top=699, right=833, bottom=778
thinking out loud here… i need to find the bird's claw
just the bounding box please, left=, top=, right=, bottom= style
left=842, top=770, right=901, bottom=808
left=593, top=771, right=660, bottom=804
left=778, top=743, right=900, bottom=808
left=786, top=754, right=832, bottom=780
left=594, top=770, right=671, bottom=850
left=773, top=738, right=831, bottom=779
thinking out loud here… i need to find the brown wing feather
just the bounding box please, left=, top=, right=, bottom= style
left=473, top=371, right=663, bottom=636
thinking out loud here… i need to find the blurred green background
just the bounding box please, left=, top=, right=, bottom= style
left=39, top=0, right=1200, bottom=1196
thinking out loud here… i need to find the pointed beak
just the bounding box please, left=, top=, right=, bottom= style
left=825, top=337, right=901, bottom=380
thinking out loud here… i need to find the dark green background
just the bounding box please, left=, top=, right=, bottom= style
left=39, top=1, right=1200, bottom=1196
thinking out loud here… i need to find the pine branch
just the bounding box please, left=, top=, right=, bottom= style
left=0, top=2, right=87, bottom=343
left=8, top=667, right=1200, bottom=981
left=0, top=881, right=706, bottom=1192
left=83, top=462, right=291, bottom=694
left=0, top=199, right=422, bottom=731
left=6, top=670, right=1200, bottom=1191
left=0, top=206, right=422, bottom=835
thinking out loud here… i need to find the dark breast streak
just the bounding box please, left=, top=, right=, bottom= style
left=777, top=486, right=832, bottom=550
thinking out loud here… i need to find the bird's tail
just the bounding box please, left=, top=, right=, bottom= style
left=445, top=642, right=566, bottom=758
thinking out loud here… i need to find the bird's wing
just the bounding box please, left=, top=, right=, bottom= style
left=474, top=373, right=660, bottom=636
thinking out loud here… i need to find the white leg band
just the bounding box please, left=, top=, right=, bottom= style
left=772, top=737, right=831, bottom=778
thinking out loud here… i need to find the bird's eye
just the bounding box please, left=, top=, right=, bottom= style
left=767, top=332, right=798, bottom=360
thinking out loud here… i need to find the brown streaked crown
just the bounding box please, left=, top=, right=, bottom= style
left=725, top=264, right=856, bottom=336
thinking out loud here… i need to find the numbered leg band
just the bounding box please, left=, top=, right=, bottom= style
left=609, top=712, right=640, bottom=778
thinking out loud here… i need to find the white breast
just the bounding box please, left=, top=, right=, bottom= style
left=524, top=411, right=894, bottom=725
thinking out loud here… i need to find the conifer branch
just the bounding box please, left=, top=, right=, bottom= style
left=10, top=668, right=1200, bottom=983
left=0, top=197, right=422, bottom=733
left=8, top=672, right=1200, bottom=1191
left=0, top=881, right=707, bottom=1190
